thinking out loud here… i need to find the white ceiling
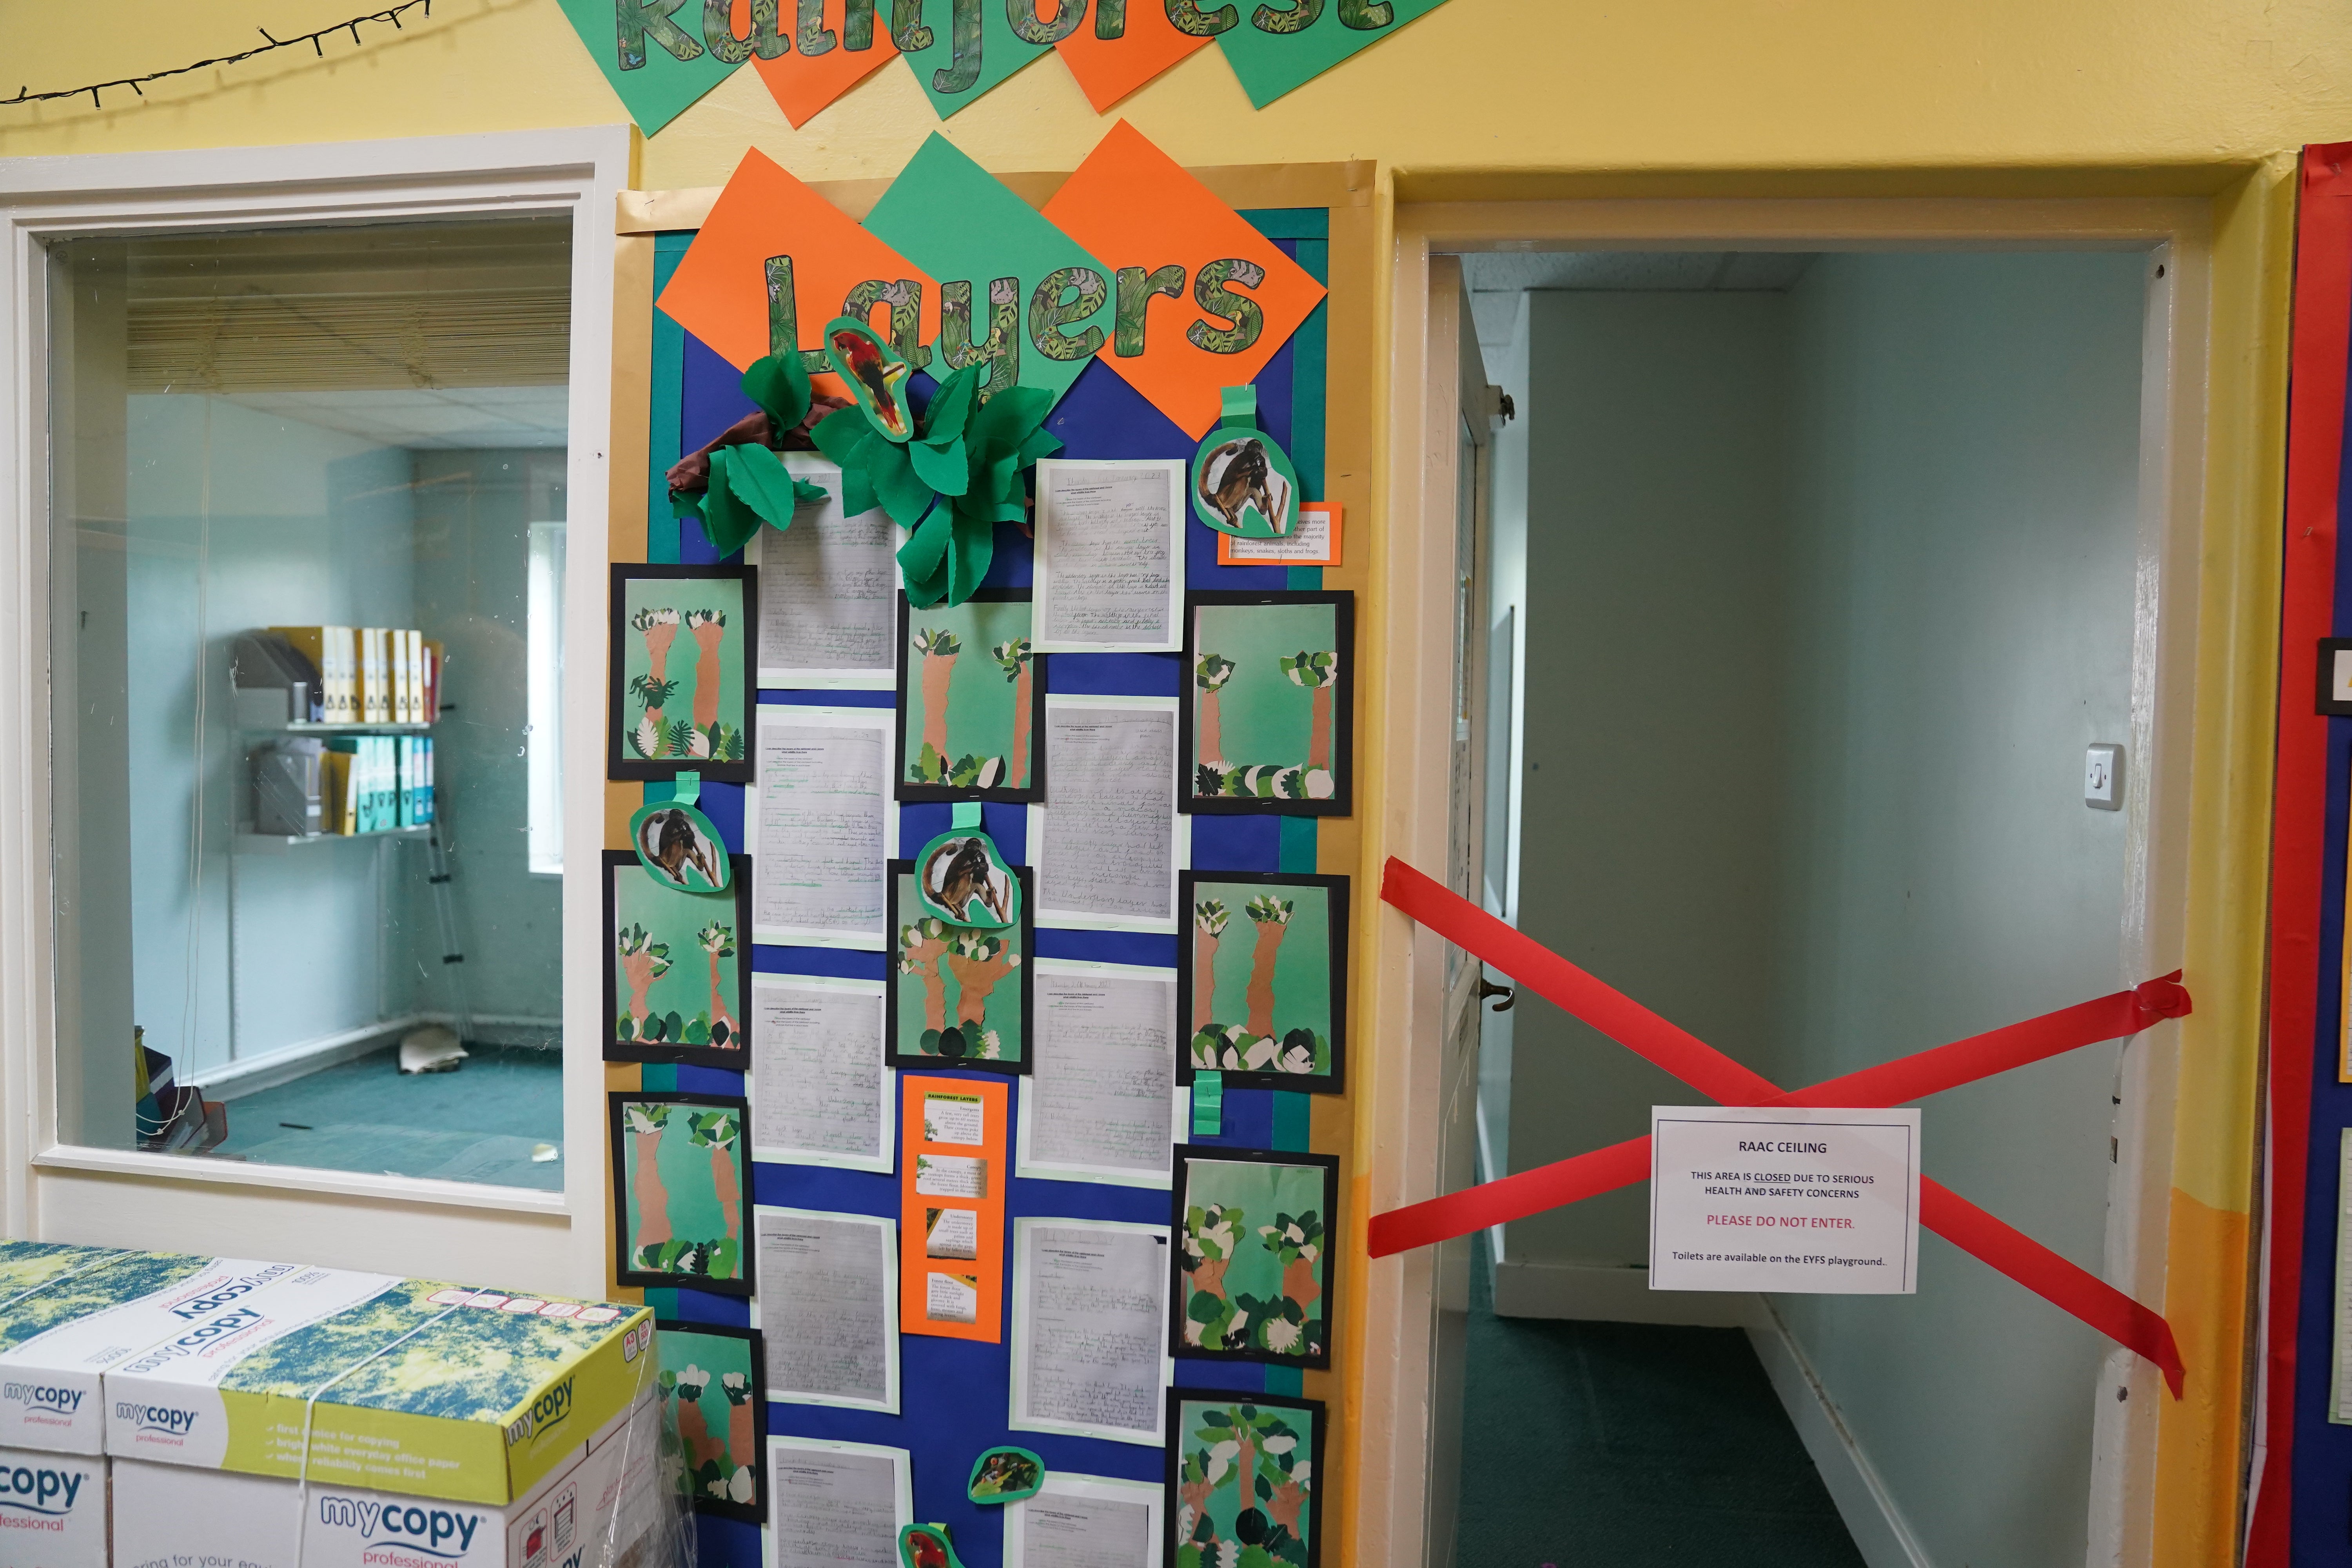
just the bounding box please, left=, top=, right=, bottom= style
left=1462, top=250, right=1821, bottom=351
left=215, top=386, right=570, bottom=450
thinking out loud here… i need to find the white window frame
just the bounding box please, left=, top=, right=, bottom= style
left=0, top=127, right=628, bottom=1299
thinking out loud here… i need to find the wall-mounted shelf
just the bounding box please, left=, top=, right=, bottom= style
left=238, top=721, right=435, bottom=735
left=236, top=826, right=432, bottom=855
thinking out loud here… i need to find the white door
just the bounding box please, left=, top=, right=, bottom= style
left=1424, top=258, right=1503, bottom=1568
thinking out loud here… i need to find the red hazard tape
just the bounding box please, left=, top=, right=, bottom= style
left=1370, top=857, right=2189, bottom=1397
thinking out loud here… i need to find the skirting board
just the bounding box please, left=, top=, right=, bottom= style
left=1744, top=1296, right=1932, bottom=1568
left=192, top=1013, right=561, bottom=1099
left=1490, top=1256, right=1755, bottom=1327
left=1486, top=1254, right=1925, bottom=1566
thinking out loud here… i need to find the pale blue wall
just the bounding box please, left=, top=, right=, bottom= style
left=1502, top=250, right=2147, bottom=1568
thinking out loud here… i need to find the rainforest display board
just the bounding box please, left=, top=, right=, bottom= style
left=607, top=122, right=1354, bottom=1568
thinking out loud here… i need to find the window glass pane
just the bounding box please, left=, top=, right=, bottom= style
left=48, top=218, right=572, bottom=1189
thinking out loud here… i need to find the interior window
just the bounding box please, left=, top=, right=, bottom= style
left=47, top=217, right=572, bottom=1189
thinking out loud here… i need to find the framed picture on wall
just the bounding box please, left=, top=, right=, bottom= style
left=895, top=591, right=1044, bottom=802
left=1180, top=591, right=1354, bottom=815
left=610, top=1090, right=754, bottom=1296
left=1176, top=870, right=1348, bottom=1092
left=609, top=563, right=758, bottom=783
left=656, top=1319, right=768, bottom=1522
left=603, top=850, right=753, bottom=1067
left=1168, top=1144, right=1340, bottom=1370
left=885, top=860, right=1034, bottom=1074
left=1165, top=1388, right=1326, bottom=1568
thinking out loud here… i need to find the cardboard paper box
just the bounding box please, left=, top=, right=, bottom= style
left=105, top=1282, right=655, bottom=1505
left=111, top=1391, right=665, bottom=1568
left=0, top=1255, right=395, bottom=1457
left=0, top=1445, right=105, bottom=1568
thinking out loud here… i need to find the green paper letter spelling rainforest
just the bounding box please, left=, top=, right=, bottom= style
left=1094, top=0, right=1127, bottom=35
left=617, top=0, right=702, bottom=67
left=891, top=0, right=935, bottom=48
left=935, top=0, right=985, bottom=91
left=1028, top=267, right=1109, bottom=362
left=1252, top=0, right=1322, bottom=31
left=1165, top=0, right=1238, bottom=34
left=1189, top=259, right=1268, bottom=355
left=705, top=0, right=786, bottom=60
left=1009, top=0, right=1087, bottom=44
left=1339, top=0, right=1394, bottom=25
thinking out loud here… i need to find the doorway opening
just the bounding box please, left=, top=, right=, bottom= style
left=1444, top=246, right=2165, bottom=1568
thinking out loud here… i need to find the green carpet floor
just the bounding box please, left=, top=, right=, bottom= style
left=1455, top=1236, right=1866, bottom=1567
left=209, top=1042, right=565, bottom=1190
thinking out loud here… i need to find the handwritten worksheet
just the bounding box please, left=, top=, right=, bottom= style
left=751, top=456, right=900, bottom=688
left=1009, top=1218, right=1170, bottom=1446
left=749, top=975, right=891, bottom=1171
left=751, top=705, right=897, bottom=948
left=765, top=1436, right=910, bottom=1568
left=756, top=1206, right=901, bottom=1414
left=1018, top=960, right=1180, bottom=1188
left=1028, top=695, right=1184, bottom=931
left=1031, top=459, right=1185, bottom=653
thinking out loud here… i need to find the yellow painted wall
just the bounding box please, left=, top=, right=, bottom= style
left=0, top=0, right=2347, bottom=185
left=2, top=4, right=2334, bottom=1563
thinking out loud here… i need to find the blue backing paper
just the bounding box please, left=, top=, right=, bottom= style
left=646, top=224, right=1332, bottom=1568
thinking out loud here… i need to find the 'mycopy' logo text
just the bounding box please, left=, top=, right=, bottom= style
left=318, top=1496, right=483, bottom=1555
left=0, top=1381, right=82, bottom=1418
left=504, top=1376, right=572, bottom=1448
left=0, top=1463, right=84, bottom=1516
left=112, top=1401, right=199, bottom=1439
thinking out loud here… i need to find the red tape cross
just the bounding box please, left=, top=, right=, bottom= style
left=1372, top=857, right=2190, bottom=1397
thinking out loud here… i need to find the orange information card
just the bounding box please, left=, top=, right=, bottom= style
left=898, top=1074, right=1009, bottom=1343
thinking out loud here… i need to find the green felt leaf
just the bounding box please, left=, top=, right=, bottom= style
left=792, top=478, right=830, bottom=507
left=841, top=466, right=879, bottom=518
left=741, top=353, right=813, bottom=431
left=698, top=448, right=764, bottom=558
left=670, top=488, right=707, bottom=521
left=871, top=443, right=936, bottom=527
left=811, top=407, right=874, bottom=467
left=924, top=366, right=984, bottom=445
left=899, top=508, right=954, bottom=588
left=908, top=434, right=971, bottom=497
left=726, top=443, right=812, bottom=530
left=947, top=508, right=995, bottom=605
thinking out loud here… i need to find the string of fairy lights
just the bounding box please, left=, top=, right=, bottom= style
left=4, top=1, right=434, bottom=110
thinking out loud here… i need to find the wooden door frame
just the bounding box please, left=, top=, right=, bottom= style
left=1362, top=173, right=2290, bottom=1568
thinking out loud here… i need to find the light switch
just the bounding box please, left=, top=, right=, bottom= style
left=2085, top=744, right=2123, bottom=811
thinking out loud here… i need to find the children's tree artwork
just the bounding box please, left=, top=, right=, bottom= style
left=1178, top=873, right=1348, bottom=1091
left=611, top=1092, right=755, bottom=1296
left=604, top=853, right=753, bottom=1068
left=896, top=592, right=1042, bottom=801
left=1170, top=1149, right=1339, bottom=1368
left=886, top=863, right=1031, bottom=1073
left=1181, top=593, right=1353, bottom=815
left=656, top=1322, right=766, bottom=1523
left=1165, top=1393, right=1324, bottom=1568
left=610, top=566, right=758, bottom=783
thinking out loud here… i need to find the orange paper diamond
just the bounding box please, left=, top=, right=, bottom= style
left=656, top=149, right=938, bottom=399
left=1054, top=4, right=1213, bottom=114
left=1041, top=121, right=1328, bottom=439
left=752, top=2, right=900, bottom=129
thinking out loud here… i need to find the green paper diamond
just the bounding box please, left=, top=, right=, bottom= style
left=1214, top=0, right=1455, bottom=110
left=554, top=0, right=746, bottom=135
left=862, top=135, right=1111, bottom=409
